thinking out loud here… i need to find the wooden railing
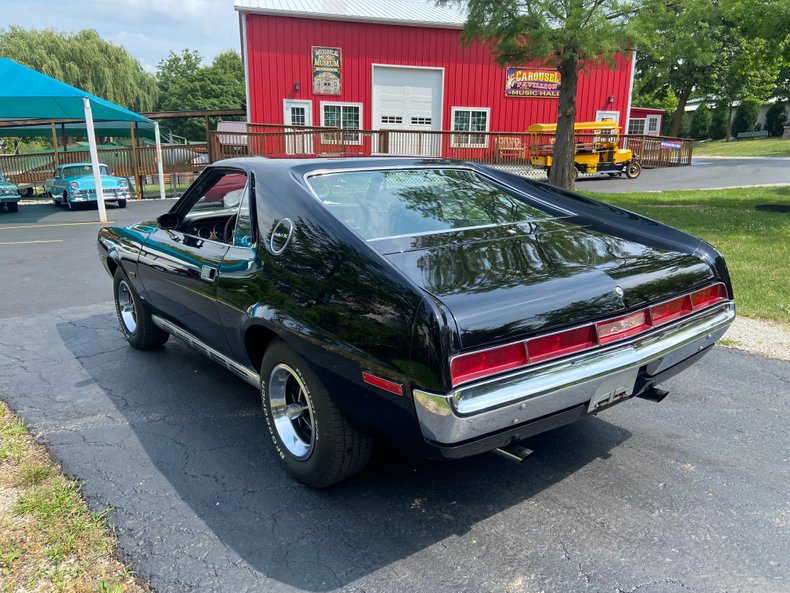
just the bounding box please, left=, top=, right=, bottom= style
left=209, top=124, right=693, bottom=172
left=0, top=143, right=209, bottom=189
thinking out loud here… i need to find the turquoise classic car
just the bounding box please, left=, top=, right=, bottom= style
left=44, top=163, right=130, bottom=210
left=0, top=172, right=21, bottom=213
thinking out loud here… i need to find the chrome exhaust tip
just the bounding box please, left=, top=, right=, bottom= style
left=494, top=443, right=534, bottom=463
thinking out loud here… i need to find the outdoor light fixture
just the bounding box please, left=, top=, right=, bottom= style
left=294, top=82, right=301, bottom=91
left=607, top=95, right=615, bottom=103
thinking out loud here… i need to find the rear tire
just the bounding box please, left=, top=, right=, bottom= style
left=260, top=339, right=373, bottom=488
left=113, top=269, right=169, bottom=349
left=6, top=202, right=18, bottom=213
left=117, top=199, right=127, bottom=209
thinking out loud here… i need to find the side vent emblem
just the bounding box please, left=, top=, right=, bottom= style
left=269, top=218, right=294, bottom=255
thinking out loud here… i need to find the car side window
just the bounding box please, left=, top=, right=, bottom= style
left=180, top=172, right=249, bottom=244
left=232, top=186, right=253, bottom=248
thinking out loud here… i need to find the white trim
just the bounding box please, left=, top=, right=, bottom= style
left=450, top=106, right=491, bottom=148
left=625, top=50, right=636, bottom=135
left=645, top=114, right=661, bottom=136
left=319, top=101, right=364, bottom=145
left=241, top=11, right=251, bottom=124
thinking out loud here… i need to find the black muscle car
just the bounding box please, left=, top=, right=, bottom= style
left=98, top=158, right=735, bottom=487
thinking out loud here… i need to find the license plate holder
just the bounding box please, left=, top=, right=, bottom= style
left=587, top=367, right=639, bottom=412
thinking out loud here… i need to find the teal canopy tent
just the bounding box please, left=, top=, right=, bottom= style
left=0, top=58, right=166, bottom=220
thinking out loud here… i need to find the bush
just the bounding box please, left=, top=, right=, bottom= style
left=731, top=99, right=761, bottom=138
left=689, top=104, right=711, bottom=140
left=765, top=103, right=788, bottom=136
left=710, top=104, right=729, bottom=139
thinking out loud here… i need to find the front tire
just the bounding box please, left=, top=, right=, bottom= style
left=113, top=270, right=168, bottom=349
left=260, top=340, right=373, bottom=488
left=117, top=199, right=127, bottom=209
left=625, top=162, right=642, bottom=179
left=6, top=202, right=18, bottom=213
left=64, top=193, right=73, bottom=210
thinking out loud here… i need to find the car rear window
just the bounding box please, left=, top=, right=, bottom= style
left=306, top=168, right=564, bottom=241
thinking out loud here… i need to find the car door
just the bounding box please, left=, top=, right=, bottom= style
left=137, top=168, right=249, bottom=353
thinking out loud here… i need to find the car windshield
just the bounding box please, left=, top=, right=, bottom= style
left=63, top=165, right=110, bottom=177
left=306, top=168, right=565, bottom=240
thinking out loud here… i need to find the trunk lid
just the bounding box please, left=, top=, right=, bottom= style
left=383, top=219, right=714, bottom=349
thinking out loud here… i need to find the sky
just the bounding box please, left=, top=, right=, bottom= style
left=2, top=0, right=241, bottom=72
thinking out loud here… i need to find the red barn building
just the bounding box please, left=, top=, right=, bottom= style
left=235, top=0, right=637, bottom=157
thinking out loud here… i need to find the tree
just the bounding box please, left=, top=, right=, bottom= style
left=709, top=103, right=730, bottom=139
left=634, top=0, right=789, bottom=138
left=632, top=0, right=725, bottom=138
left=438, top=0, right=636, bottom=189
left=156, top=50, right=245, bottom=141
left=689, top=104, right=711, bottom=140
left=0, top=26, right=157, bottom=111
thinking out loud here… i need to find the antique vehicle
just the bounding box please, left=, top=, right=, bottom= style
left=529, top=119, right=642, bottom=179
left=0, top=172, right=21, bottom=213
left=97, top=157, right=735, bottom=487
left=44, top=163, right=130, bottom=210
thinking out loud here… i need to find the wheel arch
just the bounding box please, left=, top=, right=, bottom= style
left=244, top=322, right=280, bottom=373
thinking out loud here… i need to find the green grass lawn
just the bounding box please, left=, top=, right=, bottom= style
left=583, top=187, right=790, bottom=323
left=693, top=138, right=790, bottom=158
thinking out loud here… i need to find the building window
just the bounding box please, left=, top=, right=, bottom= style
left=628, top=118, right=646, bottom=135
left=451, top=107, right=490, bottom=148
left=646, top=115, right=660, bottom=134
left=320, top=102, right=363, bottom=144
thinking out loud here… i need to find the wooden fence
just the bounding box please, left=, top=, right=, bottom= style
left=209, top=124, right=693, bottom=174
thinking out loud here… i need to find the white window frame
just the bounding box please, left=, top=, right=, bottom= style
left=320, top=101, right=364, bottom=145
left=645, top=114, right=661, bottom=136
left=628, top=118, right=646, bottom=135
left=450, top=106, right=491, bottom=148
left=595, top=110, right=620, bottom=124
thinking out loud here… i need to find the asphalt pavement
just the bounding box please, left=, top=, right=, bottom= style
left=579, top=156, right=790, bottom=193
left=1, top=200, right=789, bottom=593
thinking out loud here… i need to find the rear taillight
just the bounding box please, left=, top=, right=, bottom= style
left=450, top=282, right=729, bottom=387
left=650, top=294, right=693, bottom=326
left=596, top=310, right=651, bottom=345
left=527, top=325, right=597, bottom=364
left=691, top=283, right=728, bottom=309
left=451, top=342, right=528, bottom=386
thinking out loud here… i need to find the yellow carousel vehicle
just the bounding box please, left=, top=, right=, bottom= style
left=528, top=119, right=641, bottom=179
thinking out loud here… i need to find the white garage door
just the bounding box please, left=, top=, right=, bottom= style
left=372, top=66, right=443, bottom=157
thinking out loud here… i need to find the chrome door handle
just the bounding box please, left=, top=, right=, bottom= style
left=200, top=265, right=217, bottom=282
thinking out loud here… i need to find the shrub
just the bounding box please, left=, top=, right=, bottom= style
left=731, top=99, right=761, bottom=138
left=689, top=104, right=712, bottom=140
left=765, top=103, right=788, bottom=136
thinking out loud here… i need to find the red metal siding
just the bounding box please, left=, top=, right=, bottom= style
left=630, top=107, right=665, bottom=119
left=245, top=14, right=633, bottom=132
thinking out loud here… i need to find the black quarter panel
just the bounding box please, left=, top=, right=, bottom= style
left=236, top=163, right=432, bottom=441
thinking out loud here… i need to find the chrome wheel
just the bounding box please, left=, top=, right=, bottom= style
left=269, top=363, right=315, bottom=459
left=116, top=279, right=137, bottom=334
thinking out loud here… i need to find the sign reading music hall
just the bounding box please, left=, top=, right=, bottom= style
left=505, top=68, right=561, bottom=98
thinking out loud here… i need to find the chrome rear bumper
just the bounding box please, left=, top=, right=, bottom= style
left=413, top=302, right=735, bottom=445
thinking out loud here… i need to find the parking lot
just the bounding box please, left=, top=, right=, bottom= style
left=1, top=200, right=789, bottom=593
